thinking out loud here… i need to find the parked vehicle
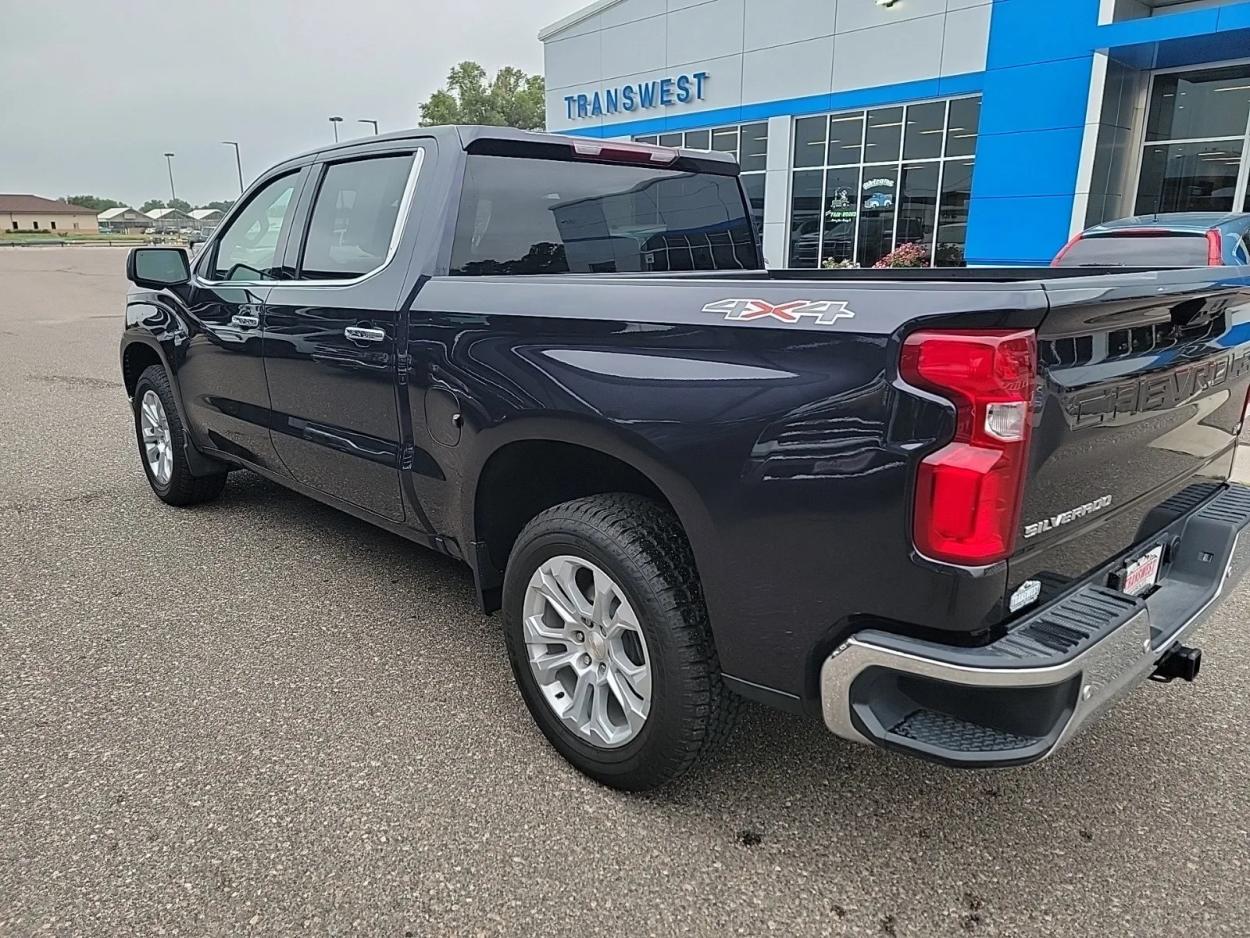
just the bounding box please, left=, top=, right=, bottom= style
left=1053, top=212, right=1250, bottom=267
left=121, top=127, right=1250, bottom=790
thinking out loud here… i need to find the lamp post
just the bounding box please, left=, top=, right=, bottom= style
left=329, top=116, right=343, bottom=142
left=163, top=152, right=177, bottom=202
left=221, top=141, right=244, bottom=194
left=358, top=119, right=379, bottom=135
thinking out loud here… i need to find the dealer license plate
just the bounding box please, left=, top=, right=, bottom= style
left=1122, top=544, right=1164, bottom=597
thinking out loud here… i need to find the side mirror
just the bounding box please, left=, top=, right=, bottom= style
left=127, top=247, right=191, bottom=288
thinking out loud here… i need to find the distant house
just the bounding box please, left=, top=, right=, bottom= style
left=1, top=194, right=98, bottom=233
left=97, top=206, right=149, bottom=233
left=145, top=207, right=193, bottom=233
left=188, top=208, right=224, bottom=233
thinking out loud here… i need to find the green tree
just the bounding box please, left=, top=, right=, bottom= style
left=140, top=199, right=166, bottom=213
left=200, top=200, right=234, bottom=212
left=63, top=195, right=123, bottom=212
left=419, top=61, right=545, bottom=130
left=167, top=198, right=192, bottom=213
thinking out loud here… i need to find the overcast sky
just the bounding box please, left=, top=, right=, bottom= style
left=0, top=0, right=580, bottom=207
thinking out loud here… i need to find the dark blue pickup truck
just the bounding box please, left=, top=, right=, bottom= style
left=120, top=126, right=1250, bottom=790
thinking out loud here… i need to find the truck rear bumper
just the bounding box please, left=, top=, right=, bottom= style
left=819, top=483, right=1250, bottom=768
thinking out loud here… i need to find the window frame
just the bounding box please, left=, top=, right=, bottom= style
left=290, top=149, right=425, bottom=285
left=1131, top=59, right=1250, bottom=218
left=786, top=94, right=980, bottom=268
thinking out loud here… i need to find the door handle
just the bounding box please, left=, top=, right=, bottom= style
left=231, top=312, right=259, bottom=328
left=344, top=325, right=386, bottom=344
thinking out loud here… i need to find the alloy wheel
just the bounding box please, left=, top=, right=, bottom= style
left=139, top=390, right=173, bottom=485
left=522, top=554, right=652, bottom=748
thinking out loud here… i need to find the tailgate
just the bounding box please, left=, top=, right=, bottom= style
left=1012, top=271, right=1250, bottom=592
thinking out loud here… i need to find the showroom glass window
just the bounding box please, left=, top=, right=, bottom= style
left=788, top=96, right=980, bottom=268
left=633, top=123, right=768, bottom=233
left=1136, top=65, right=1250, bottom=215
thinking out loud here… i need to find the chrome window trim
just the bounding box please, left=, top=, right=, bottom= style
left=193, top=146, right=426, bottom=289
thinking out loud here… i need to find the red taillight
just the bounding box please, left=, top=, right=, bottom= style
left=1206, top=229, right=1222, bottom=266
left=1051, top=232, right=1083, bottom=266
left=571, top=141, right=678, bottom=165
left=900, top=329, right=1038, bottom=566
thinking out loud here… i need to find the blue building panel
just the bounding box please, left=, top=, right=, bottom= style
left=963, top=195, right=1080, bottom=266
left=559, top=74, right=987, bottom=140
left=971, top=127, right=1088, bottom=200
left=966, top=0, right=1250, bottom=265
left=977, top=58, right=1095, bottom=137
left=982, top=0, right=1101, bottom=70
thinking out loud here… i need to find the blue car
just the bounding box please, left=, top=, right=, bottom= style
left=1052, top=212, right=1250, bottom=267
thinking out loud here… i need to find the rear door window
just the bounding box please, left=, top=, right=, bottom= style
left=299, top=154, right=415, bottom=279
left=1055, top=234, right=1211, bottom=267
left=448, top=154, right=758, bottom=275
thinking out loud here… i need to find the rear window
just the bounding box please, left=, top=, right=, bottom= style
left=1056, top=233, right=1211, bottom=267
left=448, top=154, right=759, bottom=275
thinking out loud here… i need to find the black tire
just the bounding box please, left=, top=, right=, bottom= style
left=132, top=364, right=227, bottom=506
left=503, top=494, right=738, bottom=791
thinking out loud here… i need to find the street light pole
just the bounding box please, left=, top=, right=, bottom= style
left=329, top=116, right=343, bottom=142
left=358, top=119, right=379, bottom=135
left=222, top=141, right=244, bottom=194
left=163, top=152, right=177, bottom=202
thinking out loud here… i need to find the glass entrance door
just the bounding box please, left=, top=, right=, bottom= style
left=1135, top=64, right=1250, bottom=216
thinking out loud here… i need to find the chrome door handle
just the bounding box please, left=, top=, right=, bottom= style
left=345, top=325, right=386, bottom=343
left=230, top=313, right=259, bottom=328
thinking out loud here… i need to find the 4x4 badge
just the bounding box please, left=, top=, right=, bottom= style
left=702, top=298, right=855, bottom=326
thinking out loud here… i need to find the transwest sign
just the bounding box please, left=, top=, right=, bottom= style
left=563, top=71, right=709, bottom=120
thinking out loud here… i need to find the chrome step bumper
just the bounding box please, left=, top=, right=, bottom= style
left=819, top=483, right=1250, bottom=768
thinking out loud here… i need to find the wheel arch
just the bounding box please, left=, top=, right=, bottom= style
left=120, top=331, right=229, bottom=478
left=464, top=422, right=714, bottom=614
left=121, top=339, right=165, bottom=398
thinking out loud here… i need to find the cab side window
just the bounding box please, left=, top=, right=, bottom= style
left=210, top=173, right=300, bottom=281
left=298, top=154, right=415, bottom=280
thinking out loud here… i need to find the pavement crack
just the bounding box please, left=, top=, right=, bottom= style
left=0, top=489, right=116, bottom=513
left=26, top=374, right=121, bottom=390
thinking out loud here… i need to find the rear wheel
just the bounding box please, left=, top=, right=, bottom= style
left=503, top=494, right=737, bottom=790
left=132, top=365, right=227, bottom=506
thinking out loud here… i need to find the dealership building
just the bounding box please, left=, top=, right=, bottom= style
left=540, top=0, right=1250, bottom=267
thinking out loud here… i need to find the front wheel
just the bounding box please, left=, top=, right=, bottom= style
left=503, top=494, right=738, bottom=790
left=132, top=365, right=227, bottom=506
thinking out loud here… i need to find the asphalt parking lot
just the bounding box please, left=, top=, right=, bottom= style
left=2, top=246, right=1249, bottom=936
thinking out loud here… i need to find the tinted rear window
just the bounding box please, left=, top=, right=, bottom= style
left=449, top=154, right=759, bottom=275
left=1056, top=234, right=1211, bottom=267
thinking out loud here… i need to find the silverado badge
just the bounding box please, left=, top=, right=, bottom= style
left=1024, top=495, right=1113, bottom=539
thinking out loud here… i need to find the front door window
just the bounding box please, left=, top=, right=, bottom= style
left=210, top=173, right=300, bottom=281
